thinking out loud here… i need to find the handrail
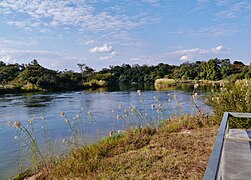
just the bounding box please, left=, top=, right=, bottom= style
left=203, top=112, right=251, bottom=180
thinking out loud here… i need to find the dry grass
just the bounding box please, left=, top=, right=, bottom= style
left=33, top=115, right=218, bottom=180
left=154, top=78, right=176, bottom=87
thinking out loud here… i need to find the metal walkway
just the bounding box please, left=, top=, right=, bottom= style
left=204, top=112, right=251, bottom=180
left=222, top=129, right=251, bottom=179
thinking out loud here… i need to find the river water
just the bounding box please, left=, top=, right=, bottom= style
left=0, top=85, right=211, bottom=179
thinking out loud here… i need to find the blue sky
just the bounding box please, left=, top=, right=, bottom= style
left=0, top=0, right=250, bottom=71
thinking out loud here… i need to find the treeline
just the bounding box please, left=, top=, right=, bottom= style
left=99, top=58, right=251, bottom=83
left=0, top=58, right=250, bottom=93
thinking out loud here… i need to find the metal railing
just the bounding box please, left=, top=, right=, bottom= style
left=203, top=112, right=251, bottom=180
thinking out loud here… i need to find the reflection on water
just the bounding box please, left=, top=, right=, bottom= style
left=23, top=95, right=54, bottom=107
left=0, top=85, right=210, bottom=179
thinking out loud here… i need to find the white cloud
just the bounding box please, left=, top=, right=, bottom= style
left=129, top=55, right=148, bottom=63
left=175, top=45, right=228, bottom=57
left=169, top=25, right=239, bottom=37
left=90, top=44, right=113, bottom=53
left=216, top=1, right=251, bottom=19
left=99, top=56, right=112, bottom=60
left=0, top=48, right=83, bottom=70
left=99, top=50, right=117, bottom=60
left=180, top=55, right=190, bottom=61
left=150, top=45, right=231, bottom=64
left=141, top=0, right=160, bottom=6
left=0, top=37, right=38, bottom=47
left=0, top=0, right=147, bottom=33
left=212, top=45, right=227, bottom=53
left=85, top=40, right=94, bottom=45
left=110, top=51, right=117, bottom=56
left=130, top=57, right=140, bottom=61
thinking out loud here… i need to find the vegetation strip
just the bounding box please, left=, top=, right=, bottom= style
left=16, top=115, right=217, bottom=179
left=0, top=58, right=250, bottom=94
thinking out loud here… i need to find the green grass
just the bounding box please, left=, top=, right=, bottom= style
left=28, top=114, right=217, bottom=179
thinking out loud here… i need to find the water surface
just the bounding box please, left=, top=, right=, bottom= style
left=0, top=85, right=210, bottom=179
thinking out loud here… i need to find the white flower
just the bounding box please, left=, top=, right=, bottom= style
left=192, top=93, right=198, bottom=101
left=6, top=121, right=11, bottom=127
left=137, top=90, right=141, bottom=96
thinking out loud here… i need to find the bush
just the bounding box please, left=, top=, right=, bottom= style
left=208, top=79, right=251, bottom=127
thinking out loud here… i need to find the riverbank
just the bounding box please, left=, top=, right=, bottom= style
left=0, top=83, right=104, bottom=95
left=16, top=114, right=217, bottom=179
left=154, top=78, right=228, bottom=89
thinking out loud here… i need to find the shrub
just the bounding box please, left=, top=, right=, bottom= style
left=208, top=79, right=251, bottom=127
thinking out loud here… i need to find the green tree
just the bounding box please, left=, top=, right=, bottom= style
left=219, top=59, right=233, bottom=78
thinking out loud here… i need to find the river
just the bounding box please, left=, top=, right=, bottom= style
left=0, top=85, right=211, bottom=179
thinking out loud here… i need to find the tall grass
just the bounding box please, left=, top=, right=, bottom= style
left=208, top=79, right=251, bottom=128
left=12, top=119, right=49, bottom=177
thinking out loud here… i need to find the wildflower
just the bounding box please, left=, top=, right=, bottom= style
left=76, top=114, right=80, bottom=118
left=137, top=90, right=141, bottom=96
left=119, top=104, right=123, bottom=109
left=40, top=116, right=45, bottom=120
left=151, top=104, right=155, bottom=109
left=41, top=125, right=44, bottom=129
left=60, top=112, right=65, bottom=117
left=111, top=109, right=115, bottom=113
left=6, top=121, right=11, bottom=127
left=14, top=136, right=18, bottom=140
left=27, top=119, right=33, bottom=124
left=62, top=139, right=67, bottom=143
left=194, top=83, right=199, bottom=89
left=158, top=103, right=162, bottom=107
left=116, top=115, right=120, bottom=119
left=153, top=96, right=157, bottom=100
left=220, top=81, right=225, bottom=87
left=192, top=93, right=198, bottom=100
left=13, top=121, right=21, bottom=128
left=173, top=94, right=177, bottom=99
left=87, top=110, right=91, bottom=116
left=65, top=119, right=69, bottom=124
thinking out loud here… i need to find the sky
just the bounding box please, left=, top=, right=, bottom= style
left=0, top=0, right=250, bottom=71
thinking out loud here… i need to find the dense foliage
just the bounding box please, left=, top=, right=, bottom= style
left=0, top=58, right=250, bottom=93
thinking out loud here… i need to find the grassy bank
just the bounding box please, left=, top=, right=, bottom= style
left=19, top=114, right=217, bottom=179
left=154, top=78, right=228, bottom=89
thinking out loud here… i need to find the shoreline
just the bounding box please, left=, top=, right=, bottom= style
left=13, top=114, right=217, bottom=179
